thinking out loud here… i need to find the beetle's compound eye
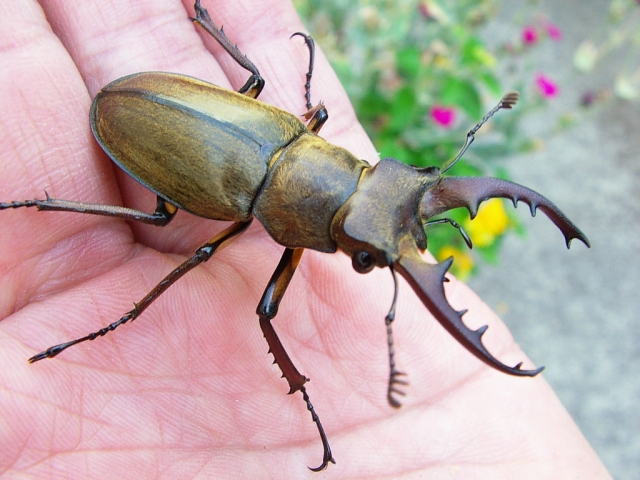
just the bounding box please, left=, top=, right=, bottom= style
left=352, top=251, right=375, bottom=274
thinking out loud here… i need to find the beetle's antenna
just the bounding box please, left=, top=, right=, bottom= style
left=424, top=218, right=473, bottom=249
left=386, top=266, right=408, bottom=408
left=440, top=91, right=519, bottom=174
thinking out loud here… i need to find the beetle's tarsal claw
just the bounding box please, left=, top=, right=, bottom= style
left=28, top=337, right=87, bottom=363
left=300, top=386, right=336, bottom=471
left=290, top=31, right=312, bottom=42
left=308, top=452, right=337, bottom=473
left=28, top=349, right=56, bottom=363
left=308, top=458, right=336, bottom=472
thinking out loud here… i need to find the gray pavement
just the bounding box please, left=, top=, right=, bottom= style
left=471, top=1, right=639, bottom=478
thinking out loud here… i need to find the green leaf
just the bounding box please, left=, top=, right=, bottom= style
left=397, top=46, right=422, bottom=80
left=440, top=77, right=482, bottom=119
left=479, top=72, right=503, bottom=96
left=388, top=86, right=418, bottom=131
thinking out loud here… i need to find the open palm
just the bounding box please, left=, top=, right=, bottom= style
left=0, top=1, right=609, bottom=478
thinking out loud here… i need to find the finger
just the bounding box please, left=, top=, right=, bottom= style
left=0, top=1, right=114, bottom=201
left=0, top=0, right=137, bottom=309
left=42, top=0, right=377, bottom=158
left=35, top=1, right=227, bottom=249
left=200, top=0, right=378, bottom=160
left=40, top=0, right=227, bottom=94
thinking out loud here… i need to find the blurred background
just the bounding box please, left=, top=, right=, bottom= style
left=295, top=0, right=639, bottom=477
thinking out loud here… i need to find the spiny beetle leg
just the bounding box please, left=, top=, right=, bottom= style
left=257, top=248, right=335, bottom=470
left=28, top=220, right=252, bottom=363
left=1, top=194, right=177, bottom=227
left=192, top=0, right=264, bottom=98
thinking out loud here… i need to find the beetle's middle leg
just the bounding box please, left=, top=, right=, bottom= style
left=257, top=247, right=335, bottom=471
left=291, top=32, right=329, bottom=134
left=191, top=0, right=264, bottom=98
left=28, top=219, right=252, bottom=362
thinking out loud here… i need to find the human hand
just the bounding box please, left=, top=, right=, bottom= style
left=0, top=1, right=609, bottom=478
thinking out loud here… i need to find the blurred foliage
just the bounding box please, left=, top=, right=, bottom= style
left=293, top=0, right=639, bottom=278
left=574, top=0, right=640, bottom=103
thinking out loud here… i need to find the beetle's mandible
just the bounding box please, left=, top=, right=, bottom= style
left=1, top=0, right=590, bottom=471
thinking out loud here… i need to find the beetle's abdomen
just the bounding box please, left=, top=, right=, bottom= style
left=254, top=134, right=369, bottom=252
left=91, top=72, right=307, bottom=221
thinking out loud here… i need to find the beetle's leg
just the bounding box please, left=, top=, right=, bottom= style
left=291, top=32, right=316, bottom=111
left=304, top=103, right=329, bottom=134
left=291, top=32, right=329, bottom=134
left=191, top=0, right=264, bottom=98
left=257, top=248, right=335, bottom=471
left=1, top=194, right=177, bottom=227
left=386, top=266, right=408, bottom=408
left=28, top=220, right=252, bottom=362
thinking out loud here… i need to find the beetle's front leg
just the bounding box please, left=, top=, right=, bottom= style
left=257, top=248, right=335, bottom=471
left=191, top=0, right=264, bottom=98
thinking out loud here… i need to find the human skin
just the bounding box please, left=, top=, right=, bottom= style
left=0, top=1, right=611, bottom=479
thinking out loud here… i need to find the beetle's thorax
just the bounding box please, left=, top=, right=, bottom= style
left=253, top=133, right=369, bottom=252
left=330, top=158, right=441, bottom=267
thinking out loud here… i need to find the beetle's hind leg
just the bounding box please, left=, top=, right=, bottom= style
left=291, top=32, right=329, bottom=134
left=257, top=248, right=335, bottom=471
left=192, top=0, right=264, bottom=98
left=28, top=220, right=252, bottom=362
left=1, top=194, right=177, bottom=226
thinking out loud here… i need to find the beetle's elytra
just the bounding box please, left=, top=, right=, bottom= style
left=0, top=1, right=590, bottom=471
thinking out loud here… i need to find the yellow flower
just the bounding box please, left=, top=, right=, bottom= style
left=463, top=198, right=510, bottom=248
left=471, top=45, right=496, bottom=67
left=433, top=54, right=452, bottom=70
left=437, top=245, right=474, bottom=280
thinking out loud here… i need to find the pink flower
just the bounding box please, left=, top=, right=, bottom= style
left=522, top=26, right=538, bottom=45
left=419, top=2, right=431, bottom=19
left=544, top=22, right=562, bottom=40
left=535, top=74, right=559, bottom=98
left=430, top=106, right=456, bottom=128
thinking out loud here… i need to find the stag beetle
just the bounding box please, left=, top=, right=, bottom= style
left=0, top=0, right=589, bottom=471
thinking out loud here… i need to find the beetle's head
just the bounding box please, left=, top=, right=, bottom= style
left=330, top=158, right=590, bottom=375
